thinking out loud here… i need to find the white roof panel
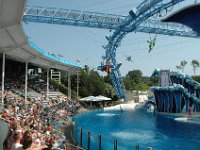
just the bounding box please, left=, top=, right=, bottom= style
left=0, top=28, right=15, bottom=47
left=0, top=0, right=81, bottom=73
left=6, top=24, right=27, bottom=45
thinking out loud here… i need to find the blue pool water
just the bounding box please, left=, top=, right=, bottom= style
left=74, top=107, right=200, bottom=150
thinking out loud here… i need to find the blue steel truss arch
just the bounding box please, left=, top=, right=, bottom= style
left=23, top=0, right=199, bottom=99
left=100, top=0, right=187, bottom=99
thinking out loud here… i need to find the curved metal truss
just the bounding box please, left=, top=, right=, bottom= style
left=100, top=0, right=188, bottom=99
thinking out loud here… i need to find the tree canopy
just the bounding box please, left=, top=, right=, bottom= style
left=124, top=69, right=158, bottom=91
left=51, top=67, right=159, bottom=99
left=191, top=60, right=200, bottom=75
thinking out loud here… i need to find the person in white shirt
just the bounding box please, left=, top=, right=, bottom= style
left=11, top=131, right=22, bottom=150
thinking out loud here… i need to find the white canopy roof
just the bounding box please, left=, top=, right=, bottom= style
left=80, top=95, right=111, bottom=102
left=0, top=0, right=81, bottom=73
left=95, top=95, right=112, bottom=101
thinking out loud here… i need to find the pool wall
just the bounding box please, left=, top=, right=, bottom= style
left=151, top=72, right=200, bottom=113
left=73, top=113, right=153, bottom=150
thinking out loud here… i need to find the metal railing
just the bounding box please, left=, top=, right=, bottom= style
left=73, top=123, right=154, bottom=150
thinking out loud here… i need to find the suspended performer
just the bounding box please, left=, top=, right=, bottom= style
left=147, top=35, right=157, bottom=53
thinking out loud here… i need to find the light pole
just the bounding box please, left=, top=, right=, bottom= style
left=77, top=70, right=79, bottom=99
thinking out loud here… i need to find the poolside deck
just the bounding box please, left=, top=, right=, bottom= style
left=159, top=112, right=200, bottom=117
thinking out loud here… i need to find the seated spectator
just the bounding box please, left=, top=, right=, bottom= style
left=46, top=123, right=52, bottom=132
left=9, top=119, right=18, bottom=131
left=20, top=130, right=31, bottom=145
left=1, top=109, right=10, bottom=119
left=18, top=135, right=32, bottom=150
left=11, top=131, right=23, bottom=150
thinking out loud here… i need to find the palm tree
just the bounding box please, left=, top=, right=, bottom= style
left=191, top=60, right=200, bottom=75
left=180, top=60, right=187, bottom=72
left=84, top=65, right=90, bottom=73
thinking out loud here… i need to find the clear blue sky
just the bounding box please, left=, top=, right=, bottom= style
left=24, top=0, right=200, bottom=76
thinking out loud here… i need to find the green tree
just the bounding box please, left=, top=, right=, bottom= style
left=79, top=69, right=90, bottom=97
left=127, top=70, right=143, bottom=84
left=149, top=77, right=159, bottom=86
left=88, top=70, right=106, bottom=96
left=191, top=60, right=200, bottom=75
left=104, top=83, right=115, bottom=98
left=180, top=60, right=187, bottom=72
left=104, top=75, right=112, bottom=85
left=124, top=69, right=159, bottom=91
left=76, top=68, right=115, bottom=98
left=137, top=83, right=149, bottom=91
left=124, top=70, right=143, bottom=91
left=40, top=66, right=114, bottom=99
left=192, top=75, right=200, bottom=83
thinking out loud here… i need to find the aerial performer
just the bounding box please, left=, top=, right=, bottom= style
left=99, top=59, right=112, bottom=75
left=105, top=59, right=112, bottom=75
left=147, top=35, right=157, bottom=53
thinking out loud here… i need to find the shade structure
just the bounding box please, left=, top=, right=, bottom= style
left=163, top=4, right=200, bottom=34
left=0, top=0, right=81, bottom=73
left=95, top=95, right=111, bottom=101
left=80, top=96, right=111, bottom=102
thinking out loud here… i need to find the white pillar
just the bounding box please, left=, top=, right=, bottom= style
left=25, top=62, right=28, bottom=102
left=47, top=68, right=49, bottom=101
left=68, top=72, right=71, bottom=100
left=1, top=53, right=5, bottom=106
left=77, top=70, right=79, bottom=99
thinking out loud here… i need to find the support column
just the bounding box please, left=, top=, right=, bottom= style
left=68, top=72, right=71, bottom=100
left=47, top=68, right=49, bottom=101
left=77, top=70, right=79, bottom=99
left=1, top=53, right=5, bottom=107
left=25, top=62, right=28, bottom=102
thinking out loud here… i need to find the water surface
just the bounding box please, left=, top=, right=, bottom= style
left=74, top=108, right=200, bottom=150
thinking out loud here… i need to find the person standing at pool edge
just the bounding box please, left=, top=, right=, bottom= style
left=188, top=106, right=192, bottom=118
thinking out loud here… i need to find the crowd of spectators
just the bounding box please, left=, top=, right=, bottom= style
left=0, top=71, right=57, bottom=95
left=0, top=95, right=81, bottom=150
left=0, top=77, right=24, bottom=90
left=28, top=79, right=57, bottom=94
left=0, top=61, right=85, bottom=149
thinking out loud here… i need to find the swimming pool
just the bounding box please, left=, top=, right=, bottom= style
left=74, top=107, right=200, bottom=150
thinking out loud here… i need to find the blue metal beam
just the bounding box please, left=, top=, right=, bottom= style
left=23, top=6, right=125, bottom=30
left=23, top=6, right=200, bottom=38
left=136, top=20, right=200, bottom=38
